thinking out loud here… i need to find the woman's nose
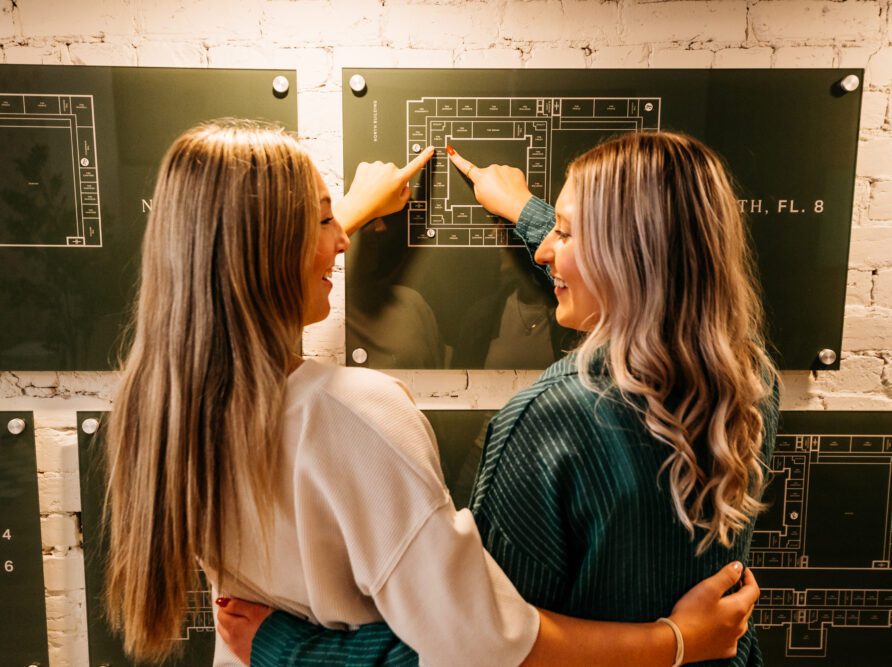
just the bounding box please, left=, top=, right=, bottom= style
left=336, top=223, right=350, bottom=253
left=534, top=235, right=553, bottom=266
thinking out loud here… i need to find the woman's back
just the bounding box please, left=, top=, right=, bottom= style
left=210, top=359, right=537, bottom=666
left=471, top=354, right=779, bottom=665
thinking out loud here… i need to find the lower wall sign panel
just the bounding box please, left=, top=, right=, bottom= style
left=0, top=411, right=50, bottom=666
left=77, top=412, right=215, bottom=666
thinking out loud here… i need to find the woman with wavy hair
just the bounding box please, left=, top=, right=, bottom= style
left=104, top=121, right=760, bottom=667
left=221, top=131, right=777, bottom=667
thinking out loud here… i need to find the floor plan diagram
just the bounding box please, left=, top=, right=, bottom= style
left=752, top=412, right=892, bottom=664
left=0, top=93, right=102, bottom=248
left=404, top=96, right=660, bottom=247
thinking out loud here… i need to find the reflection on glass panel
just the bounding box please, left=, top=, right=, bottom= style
left=424, top=410, right=496, bottom=509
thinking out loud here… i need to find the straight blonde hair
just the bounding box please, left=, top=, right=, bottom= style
left=104, top=120, right=319, bottom=661
left=570, top=132, right=778, bottom=554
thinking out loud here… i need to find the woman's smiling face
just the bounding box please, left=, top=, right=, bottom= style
left=304, top=168, right=349, bottom=326
left=533, top=179, right=600, bottom=332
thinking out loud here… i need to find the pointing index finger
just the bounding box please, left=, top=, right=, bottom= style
left=446, top=145, right=479, bottom=183
left=398, top=145, right=436, bottom=180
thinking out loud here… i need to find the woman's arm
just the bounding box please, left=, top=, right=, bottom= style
left=218, top=562, right=757, bottom=666
left=333, top=147, right=435, bottom=236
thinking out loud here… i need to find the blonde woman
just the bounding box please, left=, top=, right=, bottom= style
left=105, top=121, right=760, bottom=667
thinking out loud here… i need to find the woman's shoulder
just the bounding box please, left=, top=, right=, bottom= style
left=285, top=360, right=442, bottom=481
left=288, top=359, right=413, bottom=408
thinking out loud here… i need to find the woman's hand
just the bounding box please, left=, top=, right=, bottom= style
left=446, top=146, right=534, bottom=224
left=669, top=562, right=760, bottom=663
left=215, top=596, right=272, bottom=665
left=335, top=147, right=436, bottom=236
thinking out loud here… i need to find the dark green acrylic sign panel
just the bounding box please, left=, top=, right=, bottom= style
left=0, top=412, right=50, bottom=666
left=752, top=411, right=892, bottom=665
left=343, top=69, right=861, bottom=371
left=0, top=65, right=297, bottom=371
left=430, top=408, right=892, bottom=664
left=77, top=412, right=215, bottom=666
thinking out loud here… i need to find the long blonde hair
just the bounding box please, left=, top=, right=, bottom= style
left=570, top=132, right=777, bottom=554
left=104, top=120, right=319, bottom=661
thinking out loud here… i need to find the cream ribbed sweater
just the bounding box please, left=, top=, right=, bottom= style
left=208, top=359, right=538, bottom=666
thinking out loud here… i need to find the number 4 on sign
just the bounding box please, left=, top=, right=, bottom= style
left=2, top=528, right=10, bottom=540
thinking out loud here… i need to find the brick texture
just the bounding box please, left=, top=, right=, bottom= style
left=501, top=0, right=621, bottom=45
left=624, top=1, right=746, bottom=44
left=68, top=40, right=137, bottom=66
left=714, top=47, right=773, bottom=68
left=18, top=0, right=135, bottom=38
left=772, top=45, right=835, bottom=67
left=846, top=268, right=874, bottom=306
left=750, top=0, right=884, bottom=44
left=140, top=0, right=262, bottom=39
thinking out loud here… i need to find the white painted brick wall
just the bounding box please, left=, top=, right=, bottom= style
left=136, top=40, right=208, bottom=67
left=2, top=1, right=892, bottom=665
left=139, top=0, right=263, bottom=40
left=651, top=47, right=715, bottom=68
left=750, top=0, right=884, bottom=44
left=68, top=40, right=138, bottom=66
left=623, top=1, right=747, bottom=44
left=589, top=44, right=650, bottom=68
left=501, top=0, right=621, bottom=45
left=714, top=47, right=773, bottom=68
left=870, top=180, right=892, bottom=219
left=18, top=0, right=136, bottom=38
left=847, top=268, right=873, bottom=306
left=772, top=45, right=835, bottom=67
left=0, top=1, right=16, bottom=39
left=870, top=46, right=892, bottom=86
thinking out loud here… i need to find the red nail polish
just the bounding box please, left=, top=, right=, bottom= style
left=215, top=597, right=230, bottom=607
left=446, top=145, right=455, bottom=156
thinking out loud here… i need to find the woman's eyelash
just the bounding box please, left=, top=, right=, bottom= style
left=320, top=217, right=334, bottom=225
left=554, top=229, right=570, bottom=240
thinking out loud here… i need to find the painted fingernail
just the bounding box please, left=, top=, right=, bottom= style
left=446, top=145, right=455, bottom=156
left=732, top=562, right=742, bottom=571
left=215, top=597, right=230, bottom=607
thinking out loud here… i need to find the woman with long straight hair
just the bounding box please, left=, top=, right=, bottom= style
left=220, top=131, right=778, bottom=666
left=105, top=121, right=760, bottom=667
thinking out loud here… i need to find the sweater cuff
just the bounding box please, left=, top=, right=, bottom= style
left=251, top=611, right=308, bottom=667
left=516, top=195, right=553, bottom=240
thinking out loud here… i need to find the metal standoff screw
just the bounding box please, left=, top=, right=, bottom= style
left=7, top=418, right=26, bottom=435
left=839, top=74, right=860, bottom=93
left=790, top=511, right=799, bottom=520
left=351, top=348, right=368, bottom=364
left=349, top=74, right=367, bottom=94
left=81, top=418, right=100, bottom=435
left=411, top=143, right=422, bottom=153
left=272, top=75, right=290, bottom=96
left=818, top=348, right=837, bottom=366
left=426, top=228, right=436, bottom=238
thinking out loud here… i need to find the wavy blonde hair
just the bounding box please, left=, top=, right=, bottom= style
left=103, top=120, right=319, bottom=661
left=569, top=132, right=777, bottom=554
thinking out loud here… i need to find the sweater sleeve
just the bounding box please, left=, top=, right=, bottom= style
left=514, top=196, right=555, bottom=282
left=251, top=612, right=417, bottom=667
